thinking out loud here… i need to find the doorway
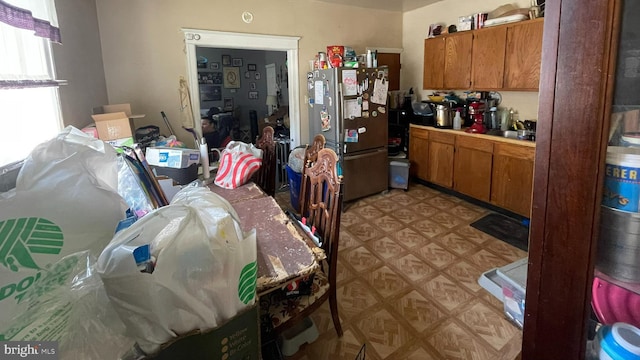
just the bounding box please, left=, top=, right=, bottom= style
left=182, top=29, right=302, bottom=147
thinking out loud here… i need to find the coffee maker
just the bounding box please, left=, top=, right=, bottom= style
left=482, top=98, right=498, bottom=130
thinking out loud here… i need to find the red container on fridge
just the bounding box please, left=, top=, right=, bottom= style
left=327, top=45, right=344, bottom=68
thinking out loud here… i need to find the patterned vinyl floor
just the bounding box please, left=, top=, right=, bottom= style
left=274, top=181, right=527, bottom=360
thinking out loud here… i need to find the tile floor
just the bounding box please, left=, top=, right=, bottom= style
left=274, top=181, right=528, bottom=360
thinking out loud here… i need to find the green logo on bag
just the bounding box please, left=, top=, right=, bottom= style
left=0, top=218, right=64, bottom=272
left=238, top=261, right=257, bottom=304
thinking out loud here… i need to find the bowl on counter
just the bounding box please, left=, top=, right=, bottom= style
left=428, top=95, right=444, bottom=102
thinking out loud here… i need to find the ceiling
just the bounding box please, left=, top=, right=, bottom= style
left=313, top=0, right=442, bottom=12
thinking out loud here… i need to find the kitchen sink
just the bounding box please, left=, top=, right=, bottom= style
left=485, top=129, right=534, bottom=141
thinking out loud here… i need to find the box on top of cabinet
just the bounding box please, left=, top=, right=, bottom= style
left=458, top=16, right=473, bottom=31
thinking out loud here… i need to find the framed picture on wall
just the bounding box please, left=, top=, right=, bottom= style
left=210, top=62, right=220, bottom=70
left=222, top=55, right=231, bottom=66
left=248, top=64, right=257, bottom=71
left=255, top=72, right=261, bottom=80
left=232, top=58, right=243, bottom=67
left=244, top=71, right=251, bottom=79
left=223, top=98, right=234, bottom=111
left=248, top=91, right=258, bottom=100
left=250, top=82, right=256, bottom=90
left=223, top=67, right=240, bottom=89
left=212, top=72, right=222, bottom=84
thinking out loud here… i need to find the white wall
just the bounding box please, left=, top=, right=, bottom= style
left=95, top=0, right=403, bottom=145
left=402, top=0, right=540, bottom=120
left=53, top=0, right=108, bottom=129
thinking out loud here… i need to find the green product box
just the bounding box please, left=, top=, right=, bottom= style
left=151, top=305, right=260, bottom=360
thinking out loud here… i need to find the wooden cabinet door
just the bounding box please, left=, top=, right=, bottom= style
left=454, top=136, right=494, bottom=202
left=504, top=18, right=544, bottom=90
left=409, top=127, right=429, bottom=181
left=491, top=143, right=535, bottom=217
left=423, top=38, right=445, bottom=89
left=428, top=131, right=455, bottom=188
left=471, top=26, right=507, bottom=90
left=377, top=52, right=401, bottom=91
left=444, top=32, right=473, bottom=89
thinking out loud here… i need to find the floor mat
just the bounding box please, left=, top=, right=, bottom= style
left=470, top=213, right=529, bottom=252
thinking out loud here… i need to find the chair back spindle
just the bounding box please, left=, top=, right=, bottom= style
left=253, top=126, right=276, bottom=196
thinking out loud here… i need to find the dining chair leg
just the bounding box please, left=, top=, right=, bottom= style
left=329, top=289, right=343, bottom=337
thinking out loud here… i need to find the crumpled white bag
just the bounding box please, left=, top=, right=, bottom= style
left=96, top=186, right=257, bottom=355
left=0, top=251, right=135, bottom=360
left=0, top=126, right=128, bottom=336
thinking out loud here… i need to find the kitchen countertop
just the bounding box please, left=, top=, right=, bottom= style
left=410, top=124, right=536, bottom=148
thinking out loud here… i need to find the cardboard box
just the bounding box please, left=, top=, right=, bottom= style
left=93, top=103, right=145, bottom=120
left=150, top=305, right=260, bottom=360
left=146, top=147, right=200, bottom=169
left=91, top=112, right=134, bottom=141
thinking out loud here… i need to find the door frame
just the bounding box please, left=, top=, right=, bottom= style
left=181, top=29, right=302, bottom=147
left=523, top=0, right=620, bottom=358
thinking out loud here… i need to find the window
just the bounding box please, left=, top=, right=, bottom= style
left=0, top=1, right=63, bottom=168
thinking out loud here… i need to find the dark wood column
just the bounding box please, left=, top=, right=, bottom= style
left=523, top=0, right=620, bottom=358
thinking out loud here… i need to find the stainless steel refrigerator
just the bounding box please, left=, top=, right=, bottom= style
left=308, top=67, right=389, bottom=202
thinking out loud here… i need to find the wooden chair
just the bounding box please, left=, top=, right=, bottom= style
left=299, top=134, right=325, bottom=216
left=260, top=148, right=344, bottom=337
left=253, top=126, right=276, bottom=196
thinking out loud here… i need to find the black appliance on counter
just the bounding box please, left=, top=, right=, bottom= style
left=409, top=101, right=434, bottom=126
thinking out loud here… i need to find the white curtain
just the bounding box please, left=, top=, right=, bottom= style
left=0, top=0, right=63, bottom=167
left=0, top=0, right=61, bottom=85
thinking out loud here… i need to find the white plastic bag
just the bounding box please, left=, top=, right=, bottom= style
left=0, top=126, right=128, bottom=335
left=214, top=141, right=263, bottom=189
left=288, top=146, right=306, bottom=173
left=0, top=251, right=135, bottom=360
left=96, top=186, right=257, bottom=354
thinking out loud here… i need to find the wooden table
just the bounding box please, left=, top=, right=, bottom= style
left=208, top=182, right=324, bottom=295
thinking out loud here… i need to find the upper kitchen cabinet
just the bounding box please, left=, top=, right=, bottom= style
left=424, top=19, right=544, bottom=91
left=504, top=18, right=544, bottom=90
left=423, top=32, right=473, bottom=90
left=423, top=37, right=445, bottom=89
left=443, top=32, right=473, bottom=89
left=471, top=26, right=507, bottom=90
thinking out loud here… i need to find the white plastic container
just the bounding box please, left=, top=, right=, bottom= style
left=453, top=110, right=462, bottom=130
left=497, top=258, right=528, bottom=329
left=603, top=146, right=640, bottom=212
left=598, top=322, right=640, bottom=360
left=389, top=159, right=410, bottom=190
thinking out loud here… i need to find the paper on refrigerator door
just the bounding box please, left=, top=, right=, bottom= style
left=314, top=81, right=324, bottom=105
left=344, top=99, right=362, bottom=119
left=371, top=77, right=389, bottom=105
left=342, top=70, right=358, bottom=96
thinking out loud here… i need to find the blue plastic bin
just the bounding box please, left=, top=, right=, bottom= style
left=286, top=165, right=302, bottom=212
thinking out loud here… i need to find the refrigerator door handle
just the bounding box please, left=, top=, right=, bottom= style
left=343, top=148, right=387, bottom=160
left=337, top=81, right=344, bottom=146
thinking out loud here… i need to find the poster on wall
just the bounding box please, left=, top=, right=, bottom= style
left=223, top=67, right=241, bottom=89
left=201, top=85, right=221, bottom=101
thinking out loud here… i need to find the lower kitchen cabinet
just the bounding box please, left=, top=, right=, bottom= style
left=428, top=131, right=455, bottom=188
left=454, top=136, right=493, bottom=202
left=410, top=125, right=535, bottom=217
left=409, top=127, right=429, bottom=181
left=491, top=142, right=535, bottom=217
